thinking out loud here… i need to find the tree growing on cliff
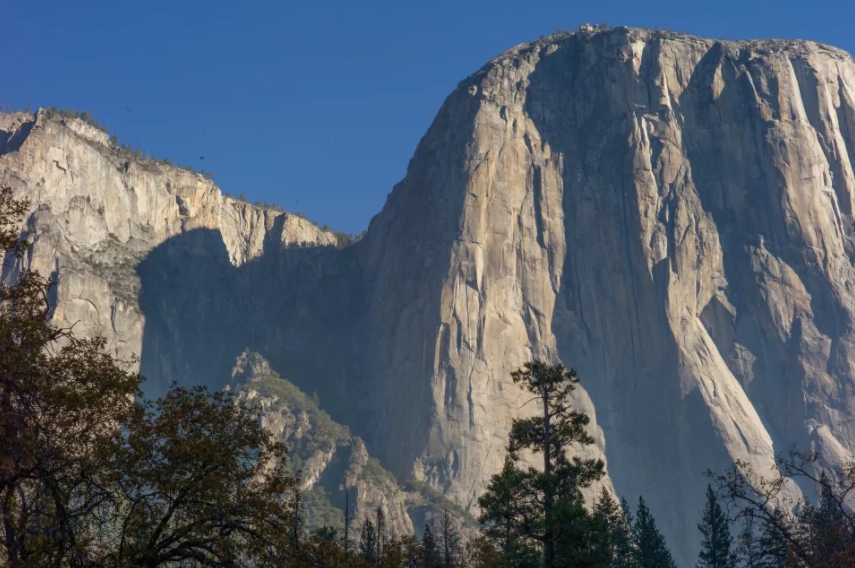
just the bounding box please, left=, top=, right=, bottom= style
left=477, top=360, right=606, bottom=568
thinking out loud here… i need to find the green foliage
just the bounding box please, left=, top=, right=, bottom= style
left=479, top=361, right=605, bottom=568
left=553, top=496, right=612, bottom=568
left=438, top=508, right=463, bottom=568
left=240, top=367, right=350, bottom=447
left=361, top=455, right=396, bottom=484
left=101, top=385, right=298, bottom=566
left=47, top=106, right=108, bottom=133
left=422, top=524, right=441, bottom=568
left=710, top=449, right=855, bottom=567
left=697, top=485, right=736, bottom=568
left=633, top=497, right=677, bottom=568
left=303, top=487, right=345, bottom=534
left=262, top=201, right=284, bottom=211
left=404, top=480, right=475, bottom=526
left=333, top=230, right=367, bottom=248
left=80, top=251, right=143, bottom=309
left=804, top=472, right=849, bottom=566
left=592, top=488, right=637, bottom=568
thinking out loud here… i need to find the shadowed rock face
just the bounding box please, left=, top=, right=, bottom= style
left=4, top=26, right=855, bottom=563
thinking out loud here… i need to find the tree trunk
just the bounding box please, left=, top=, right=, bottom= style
left=542, top=380, right=554, bottom=568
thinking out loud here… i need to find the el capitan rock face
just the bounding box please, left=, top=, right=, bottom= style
left=5, top=26, right=855, bottom=563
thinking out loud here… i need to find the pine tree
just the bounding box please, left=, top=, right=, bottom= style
left=617, top=498, right=639, bottom=568
left=376, top=506, right=386, bottom=562
left=343, top=484, right=352, bottom=558
left=633, top=497, right=677, bottom=568
left=438, top=508, right=462, bottom=567
left=735, top=515, right=791, bottom=568
left=592, top=488, right=637, bottom=568
left=291, top=483, right=304, bottom=548
left=697, top=485, right=736, bottom=568
left=423, top=524, right=441, bottom=568
left=478, top=457, right=536, bottom=558
left=359, top=518, right=379, bottom=564
left=478, top=361, right=604, bottom=568
left=553, top=492, right=611, bottom=568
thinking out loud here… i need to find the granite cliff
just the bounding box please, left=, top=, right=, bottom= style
left=5, top=25, right=855, bottom=563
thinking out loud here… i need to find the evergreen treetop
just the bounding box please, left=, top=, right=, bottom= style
left=633, top=497, right=677, bottom=568
left=697, top=485, right=736, bottom=568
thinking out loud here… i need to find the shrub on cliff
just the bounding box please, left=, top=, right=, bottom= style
left=47, top=106, right=109, bottom=133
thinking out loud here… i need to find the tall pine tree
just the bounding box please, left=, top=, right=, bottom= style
left=633, top=497, right=677, bottom=568
left=478, top=361, right=604, bottom=568
left=697, top=485, right=736, bottom=568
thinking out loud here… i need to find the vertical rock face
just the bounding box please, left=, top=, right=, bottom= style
left=354, top=27, right=855, bottom=563
left=5, top=26, right=855, bottom=564
left=0, top=108, right=336, bottom=395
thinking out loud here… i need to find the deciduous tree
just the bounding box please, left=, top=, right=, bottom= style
left=0, top=187, right=142, bottom=566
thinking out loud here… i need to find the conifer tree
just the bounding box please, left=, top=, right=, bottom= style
left=697, top=485, right=736, bottom=568
left=376, top=506, right=386, bottom=562
left=478, top=457, right=538, bottom=562
left=478, top=361, right=604, bottom=568
left=553, top=493, right=611, bottom=568
left=633, top=497, right=677, bottom=568
left=438, top=508, right=462, bottom=568
left=359, top=519, right=378, bottom=564
left=343, top=484, right=353, bottom=558
left=805, top=472, right=849, bottom=566
left=618, top=498, right=640, bottom=568
left=423, top=524, right=441, bottom=568
left=592, top=488, right=638, bottom=568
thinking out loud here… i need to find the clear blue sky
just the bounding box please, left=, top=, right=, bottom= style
left=2, top=0, right=853, bottom=234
